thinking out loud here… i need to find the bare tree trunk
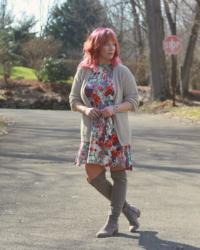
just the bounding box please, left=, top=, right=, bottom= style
left=164, top=0, right=178, bottom=106
left=118, top=1, right=125, bottom=44
left=0, top=0, right=8, bottom=88
left=130, top=0, right=144, bottom=54
left=181, top=1, right=200, bottom=96
left=144, top=0, right=170, bottom=101
left=3, top=61, right=11, bottom=85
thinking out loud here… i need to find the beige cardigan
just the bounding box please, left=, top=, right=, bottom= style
left=69, top=63, right=139, bottom=146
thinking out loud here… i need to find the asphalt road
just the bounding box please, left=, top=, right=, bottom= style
left=0, top=108, right=200, bottom=250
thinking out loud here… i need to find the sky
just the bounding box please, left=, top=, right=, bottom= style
left=6, top=0, right=106, bottom=35
left=7, top=0, right=64, bottom=35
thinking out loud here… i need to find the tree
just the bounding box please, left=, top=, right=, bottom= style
left=163, top=0, right=178, bottom=106
left=129, top=0, right=145, bottom=55
left=0, top=0, right=12, bottom=30
left=181, top=0, right=200, bottom=96
left=0, top=0, right=18, bottom=85
left=44, top=0, right=111, bottom=57
left=21, top=36, right=63, bottom=71
left=0, top=28, right=19, bottom=83
left=12, top=16, right=37, bottom=65
left=103, top=0, right=133, bottom=59
left=144, top=0, right=170, bottom=101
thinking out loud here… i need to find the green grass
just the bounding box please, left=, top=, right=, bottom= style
left=0, top=115, right=6, bottom=134
left=0, top=64, right=3, bottom=75
left=140, top=100, right=200, bottom=122
left=0, top=64, right=73, bottom=83
left=60, top=76, right=73, bottom=85
left=169, top=106, right=200, bottom=122
left=0, top=64, right=37, bottom=80
left=11, top=66, right=37, bottom=80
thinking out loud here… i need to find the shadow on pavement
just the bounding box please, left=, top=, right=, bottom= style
left=117, top=231, right=200, bottom=249
left=136, top=164, right=200, bottom=174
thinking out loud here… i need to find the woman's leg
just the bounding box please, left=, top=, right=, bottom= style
left=85, top=163, right=105, bottom=183
left=110, top=165, right=125, bottom=172
left=109, top=168, right=127, bottom=220
left=95, top=168, right=127, bottom=237
left=86, top=164, right=140, bottom=216
left=85, top=164, right=140, bottom=235
left=110, top=168, right=140, bottom=232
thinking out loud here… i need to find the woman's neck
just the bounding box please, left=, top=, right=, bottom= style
left=98, top=58, right=111, bottom=65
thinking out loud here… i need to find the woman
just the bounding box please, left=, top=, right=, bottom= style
left=69, top=27, right=141, bottom=238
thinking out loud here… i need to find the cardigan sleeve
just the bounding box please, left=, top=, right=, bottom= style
left=121, top=66, right=139, bottom=112
left=69, top=67, right=85, bottom=112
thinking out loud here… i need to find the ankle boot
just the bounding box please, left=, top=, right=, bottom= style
left=96, top=170, right=127, bottom=237
left=123, top=204, right=141, bottom=232
left=88, top=169, right=140, bottom=232
left=95, top=213, right=119, bottom=238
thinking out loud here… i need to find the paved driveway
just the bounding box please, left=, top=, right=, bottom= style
left=0, top=109, right=200, bottom=250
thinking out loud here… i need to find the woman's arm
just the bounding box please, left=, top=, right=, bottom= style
left=121, top=66, right=139, bottom=112
left=101, top=66, right=139, bottom=117
left=100, top=101, right=134, bottom=118
left=72, top=102, right=87, bottom=114
left=113, top=101, right=134, bottom=113
left=75, top=103, right=101, bottom=119
left=69, top=68, right=84, bottom=112
left=69, top=67, right=101, bottom=119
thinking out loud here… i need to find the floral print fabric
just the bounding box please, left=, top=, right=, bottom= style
left=74, top=64, right=135, bottom=171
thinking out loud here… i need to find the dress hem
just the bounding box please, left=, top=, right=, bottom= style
left=73, top=161, right=134, bottom=171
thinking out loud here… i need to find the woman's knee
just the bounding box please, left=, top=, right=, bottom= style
left=110, top=169, right=127, bottom=183
left=85, top=163, right=105, bottom=183
left=110, top=166, right=125, bottom=172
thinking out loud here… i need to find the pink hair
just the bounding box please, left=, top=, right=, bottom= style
left=78, top=27, right=121, bottom=72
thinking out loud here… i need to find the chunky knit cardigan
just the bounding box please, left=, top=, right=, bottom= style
left=69, top=63, right=139, bottom=146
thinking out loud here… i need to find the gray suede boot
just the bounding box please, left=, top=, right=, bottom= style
left=88, top=169, right=140, bottom=233
left=95, top=212, right=119, bottom=238
left=95, top=170, right=127, bottom=237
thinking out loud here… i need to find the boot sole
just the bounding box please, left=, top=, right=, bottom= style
left=129, top=224, right=139, bottom=233
left=128, top=208, right=141, bottom=232
left=96, top=229, right=119, bottom=238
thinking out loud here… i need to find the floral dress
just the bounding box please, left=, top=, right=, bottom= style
left=74, top=64, right=135, bottom=171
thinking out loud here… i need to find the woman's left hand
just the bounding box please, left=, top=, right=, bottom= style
left=100, top=105, right=115, bottom=118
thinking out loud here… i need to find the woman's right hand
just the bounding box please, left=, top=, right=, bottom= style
left=83, top=107, right=102, bottom=119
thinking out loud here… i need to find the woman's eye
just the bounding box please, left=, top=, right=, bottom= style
left=105, top=44, right=115, bottom=49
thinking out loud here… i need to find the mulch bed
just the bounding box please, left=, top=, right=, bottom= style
left=0, top=79, right=71, bottom=109
left=0, top=79, right=199, bottom=110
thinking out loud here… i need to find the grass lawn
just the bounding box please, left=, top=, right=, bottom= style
left=0, top=65, right=37, bottom=80
left=168, top=106, right=200, bottom=122
left=0, top=115, right=7, bottom=135
left=0, top=64, right=73, bottom=84
left=11, top=66, right=38, bottom=80
left=61, top=76, right=73, bottom=85
left=139, top=99, right=200, bottom=123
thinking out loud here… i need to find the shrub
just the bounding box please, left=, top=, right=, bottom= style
left=63, top=59, right=80, bottom=76
left=37, top=57, right=71, bottom=83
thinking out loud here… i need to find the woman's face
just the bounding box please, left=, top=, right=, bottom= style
left=99, top=39, right=116, bottom=63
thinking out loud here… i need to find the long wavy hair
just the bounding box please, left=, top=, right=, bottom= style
left=78, top=27, right=121, bottom=72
